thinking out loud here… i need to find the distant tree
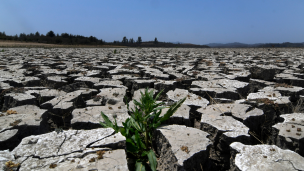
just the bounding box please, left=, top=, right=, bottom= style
left=19, top=33, right=26, bottom=41
left=137, top=36, right=142, bottom=44
left=13, top=34, right=18, bottom=40
left=122, top=36, right=128, bottom=44
left=61, top=33, right=69, bottom=38
left=89, top=36, right=98, bottom=43
left=0, top=32, right=6, bottom=40
left=129, top=38, right=134, bottom=44
left=0, top=32, right=4, bottom=39
left=154, top=37, right=158, bottom=44
left=55, top=38, right=62, bottom=44
left=46, top=30, right=55, bottom=37
left=35, top=31, right=40, bottom=37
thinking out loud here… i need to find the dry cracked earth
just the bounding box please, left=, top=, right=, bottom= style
left=0, top=48, right=304, bottom=171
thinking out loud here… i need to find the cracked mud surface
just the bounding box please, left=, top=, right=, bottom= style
left=0, top=48, right=304, bottom=170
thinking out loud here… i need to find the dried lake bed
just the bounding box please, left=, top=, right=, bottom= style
left=0, top=47, right=304, bottom=170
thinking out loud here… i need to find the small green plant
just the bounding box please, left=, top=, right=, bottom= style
left=114, top=49, right=117, bottom=54
left=100, top=88, right=186, bottom=171
left=1, top=49, right=4, bottom=52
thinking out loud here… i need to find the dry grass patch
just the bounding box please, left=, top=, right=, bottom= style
left=274, top=83, right=293, bottom=88
left=191, top=71, right=200, bottom=75
left=206, top=60, right=213, bottom=66
left=67, top=69, right=79, bottom=74
left=4, top=161, right=20, bottom=170
left=255, top=98, right=275, bottom=105
left=6, top=110, right=17, bottom=115
left=49, top=163, right=57, bottom=168
left=9, top=119, right=22, bottom=126
left=181, top=145, right=189, bottom=153
left=175, top=76, right=187, bottom=82
left=97, top=150, right=106, bottom=159
left=0, top=87, right=26, bottom=97
left=121, top=64, right=134, bottom=70
left=219, top=62, right=226, bottom=66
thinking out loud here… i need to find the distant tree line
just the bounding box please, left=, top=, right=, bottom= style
left=0, top=31, right=104, bottom=45
left=256, top=42, right=304, bottom=48
left=0, top=31, right=209, bottom=48
left=114, top=36, right=143, bottom=45
left=115, top=36, right=208, bottom=48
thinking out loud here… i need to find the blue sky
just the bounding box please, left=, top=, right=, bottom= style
left=0, top=0, right=303, bottom=44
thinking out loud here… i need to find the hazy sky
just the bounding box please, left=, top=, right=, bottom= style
left=1, top=0, right=303, bottom=44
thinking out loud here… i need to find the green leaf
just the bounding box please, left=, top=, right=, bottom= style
left=100, top=111, right=114, bottom=128
left=120, top=127, right=126, bottom=137
left=113, top=118, right=120, bottom=132
left=135, top=130, right=146, bottom=150
left=141, top=151, right=148, bottom=157
left=99, top=87, right=187, bottom=171
left=134, top=99, right=144, bottom=110
left=153, top=106, right=166, bottom=112
left=126, top=139, right=138, bottom=153
left=148, top=88, right=154, bottom=97
left=135, top=161, right=146, bottom=171
left=125, top=119, right=136, bottom=138
left=143, top=113, right=153, bottom=121
left=147, top=150, right=157, bottom=171
left=131, top=134, right=137, bottom=143
left=153, top=110, right=162, bottom=123
left=160, top=97, right=186, bottom=123
left=130, top=117, right=142, bottom=131
left=152, top=122, right=161, bottom=128
left=132, top=106, right=143, bottom=121
left=154, top=89, right=164, bottom=101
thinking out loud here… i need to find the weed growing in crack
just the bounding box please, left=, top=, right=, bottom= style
left=100, top=88, right=186, bottom=171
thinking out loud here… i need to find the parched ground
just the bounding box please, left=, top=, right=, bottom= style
left=0, top=47, right=304, bottom=171
left=0, top=40, right=126, bottom=48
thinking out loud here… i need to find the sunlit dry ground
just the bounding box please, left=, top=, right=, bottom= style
left=0, top=40, right=126, bottom=48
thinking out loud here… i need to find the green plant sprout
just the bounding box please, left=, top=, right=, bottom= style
left=100, top=88, right=186, bottom=171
